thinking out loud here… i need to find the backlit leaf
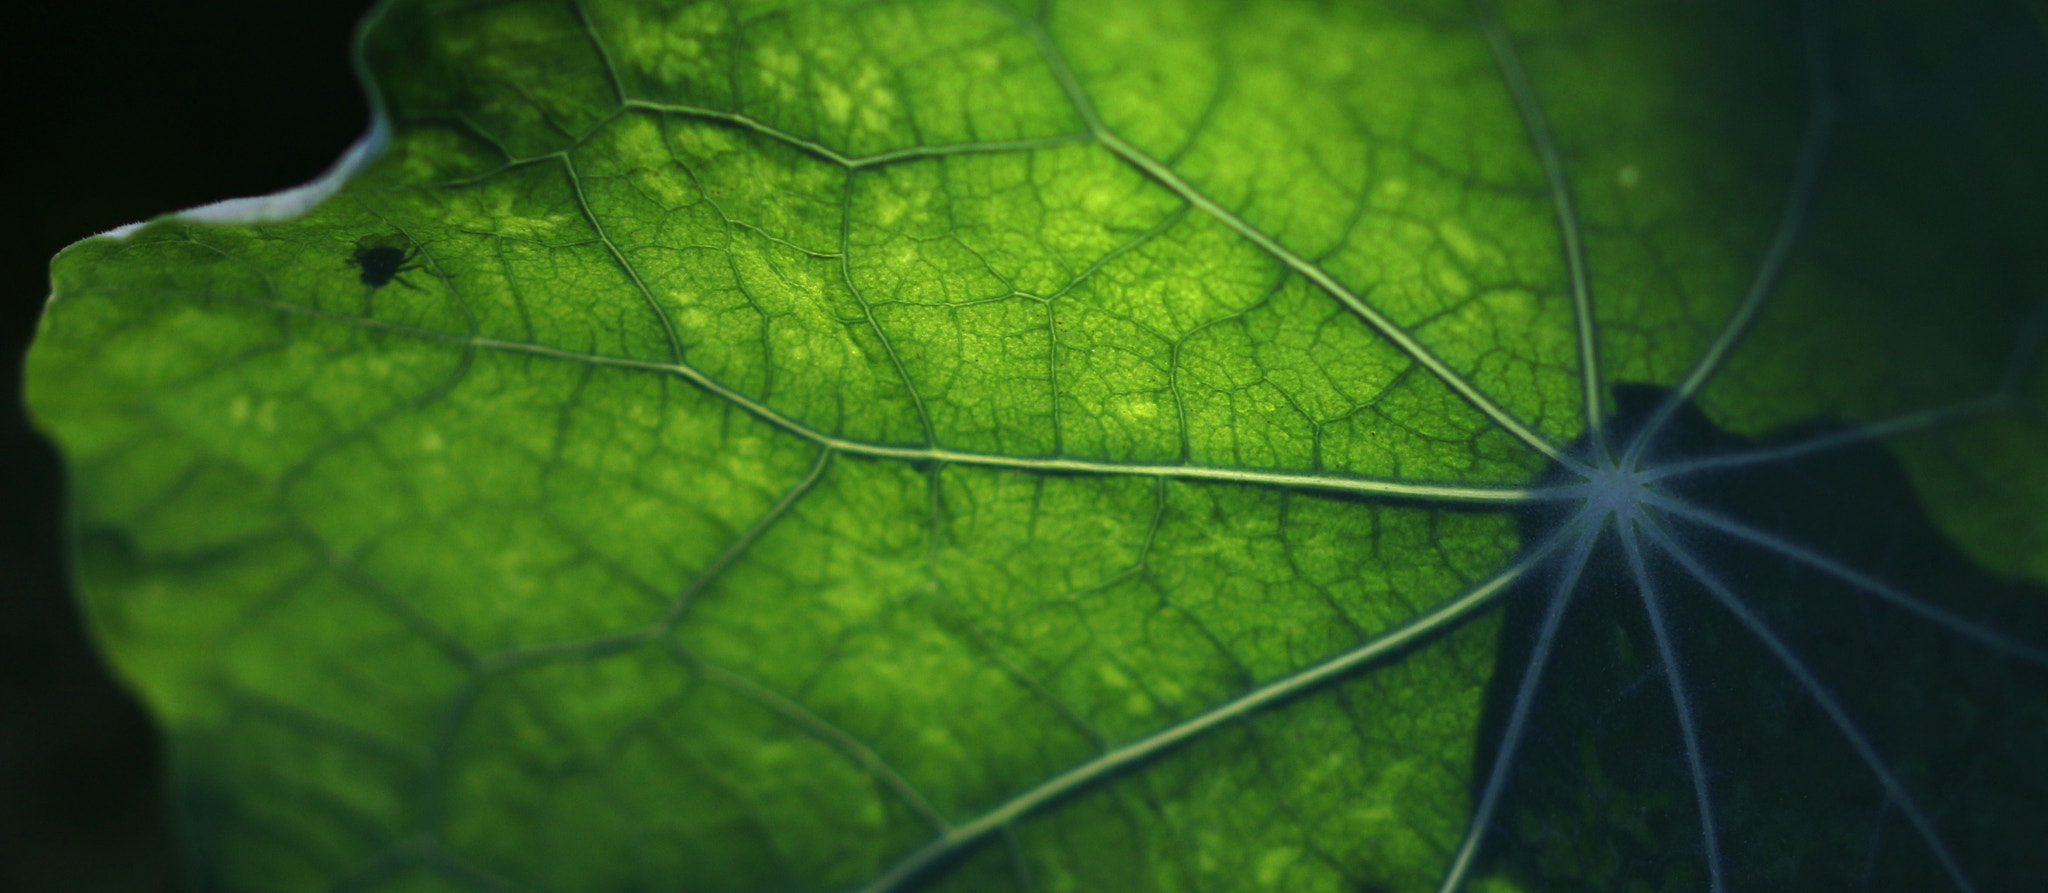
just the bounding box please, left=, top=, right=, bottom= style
left=24, top=0, right=2048, bottom=890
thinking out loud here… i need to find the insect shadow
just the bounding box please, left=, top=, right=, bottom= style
left=347, top=233, right=439, bottom=292
left=1471, top=383, right=2048, bottom=891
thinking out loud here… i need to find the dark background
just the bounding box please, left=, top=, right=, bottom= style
left=3, top=2, right=371, bottom=889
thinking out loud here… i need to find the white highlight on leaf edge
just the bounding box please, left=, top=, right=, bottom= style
left=99, top=115, right=390, bottom=239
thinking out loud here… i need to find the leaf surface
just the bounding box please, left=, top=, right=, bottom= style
left=23, top=0, right=2048, bottom=890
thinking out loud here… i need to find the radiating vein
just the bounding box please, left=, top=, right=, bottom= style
left=1438, top=517, right=1599, bottom=893
left=1011, top=18, right=1580, bottom=469
left=111, top=285, right=1557, bottom=504
left=1641, top=517, right=1980, bottom=893
left=1625, top=2, right=1836, bottom=469
left=456, top=328, right=1550, bottom=502
left=1647, top=493, right=2048, bottom=668
left=1618, top=515, right=1725, bottom=893
left=1474, top=0, right=1604, bottom=457
left=1640, top=394, right=2009, bottom=482
left=856, top=543, right=1554, bottom=893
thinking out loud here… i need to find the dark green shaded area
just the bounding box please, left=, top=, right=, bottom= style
left=1479, top=385, right=2048, bottom=891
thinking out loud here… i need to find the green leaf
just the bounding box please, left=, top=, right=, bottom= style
left=22, top=0, right=2048, bottom=891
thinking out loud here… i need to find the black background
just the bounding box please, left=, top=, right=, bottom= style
left=3, top=2, right=371, bottom=889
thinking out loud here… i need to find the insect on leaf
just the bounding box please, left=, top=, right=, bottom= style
left=348, top=233, right=429, bottom=291
left=22, top=0, right=2048, bottom=891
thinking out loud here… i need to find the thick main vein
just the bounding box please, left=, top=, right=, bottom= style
left=1474, top=0, right=1605, bottom=458
left=852, top=548, right=1547, bottom=893
left=440, top=332, right=1552, bottom=503
left=124, top=286, right=1555, bottom=504
left=992, top=16, right=1579, bottom=470
left=1086, top=126, right=1577, bottom=469
left=1623, top=4, right=1836, bottom=469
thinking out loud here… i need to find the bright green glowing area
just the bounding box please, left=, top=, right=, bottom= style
left=22, top=0, right=2048, bottom=891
